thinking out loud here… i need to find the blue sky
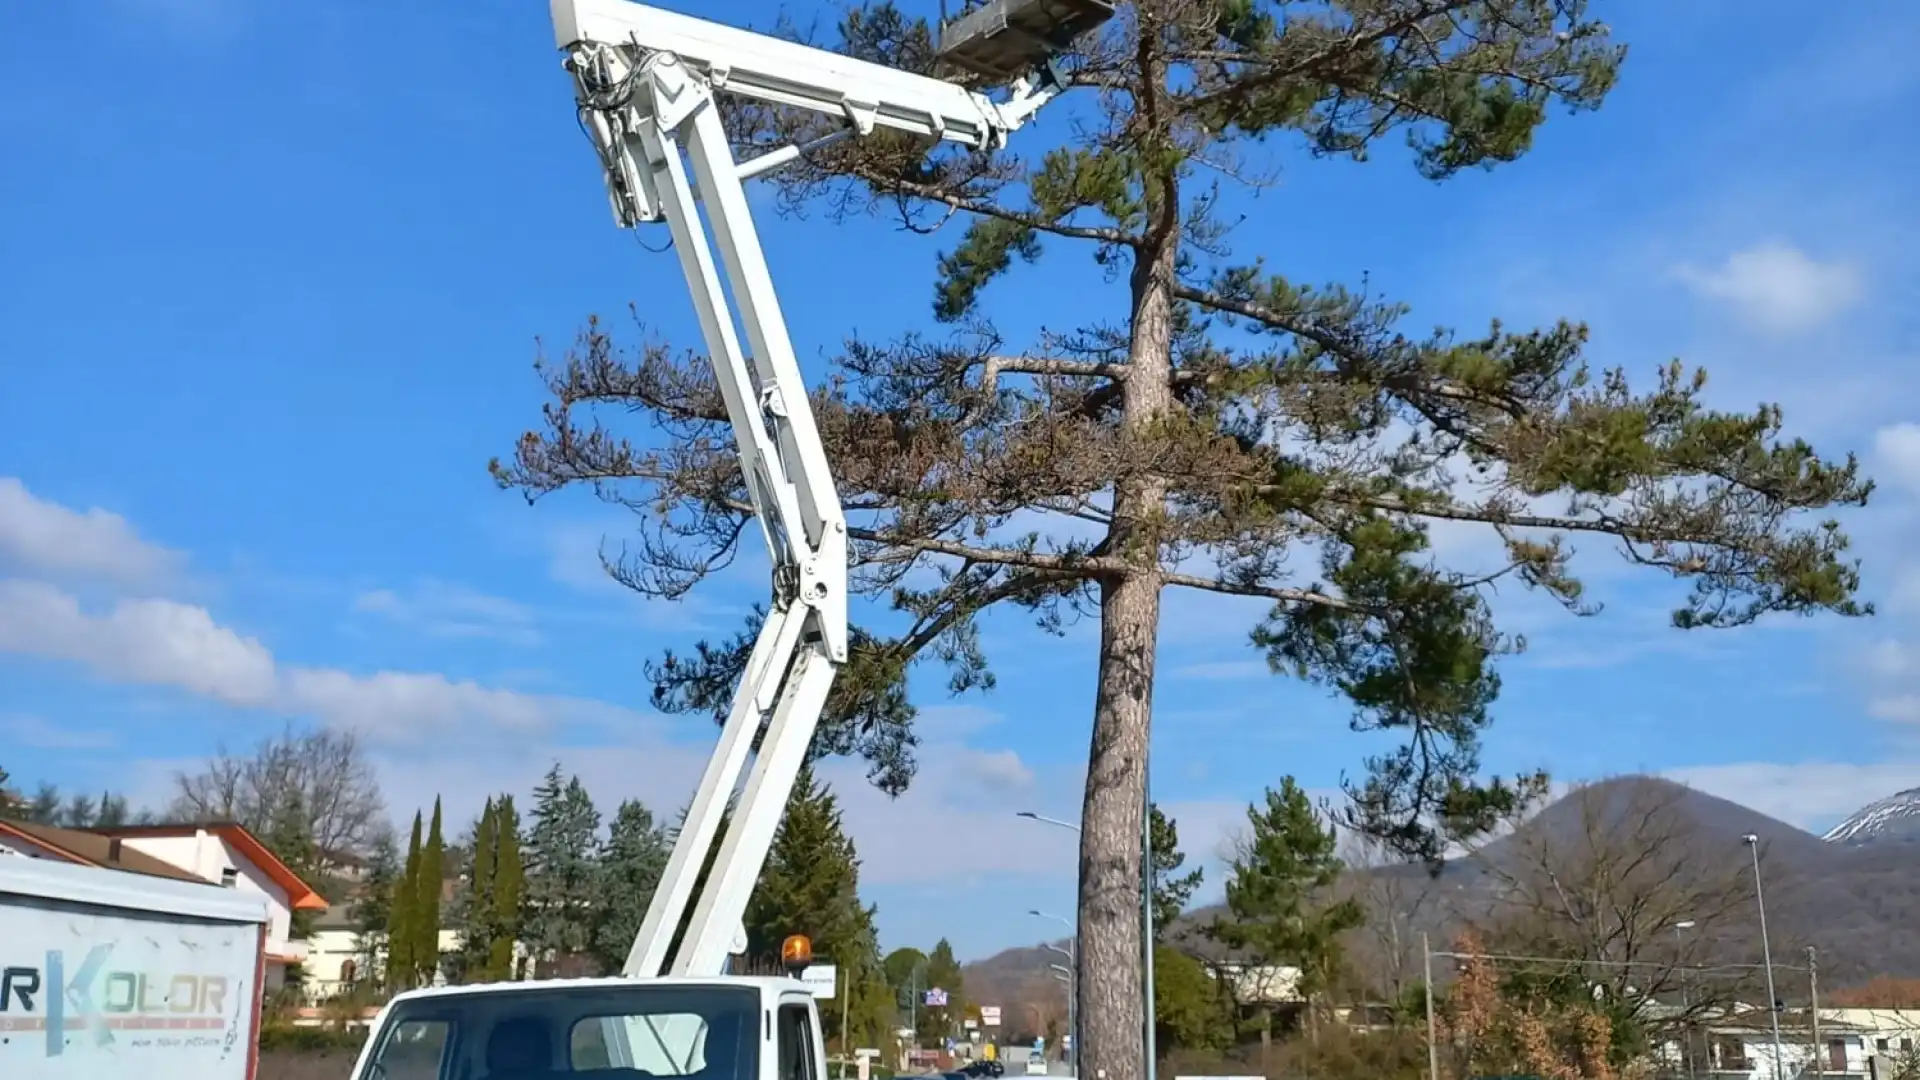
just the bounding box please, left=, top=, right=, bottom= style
left=3, top=0, right=1919, bottom=962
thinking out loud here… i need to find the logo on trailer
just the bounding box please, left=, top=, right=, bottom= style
left=1, top=945, right=234, bottom=1057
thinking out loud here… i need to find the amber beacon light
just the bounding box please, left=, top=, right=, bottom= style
left=781, top=934, right=814, bottom=971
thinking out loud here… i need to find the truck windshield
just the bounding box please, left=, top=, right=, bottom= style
left=360, top=983, right=760, bottom=1080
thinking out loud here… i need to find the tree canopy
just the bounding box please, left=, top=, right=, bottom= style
left=1208, top=778, right=1364, bottom=1003
left=523, top=764, right=604, bottom=966
left=593, top=798, right=672, bottom=975
left=493, top=3, right=1872, bottom=1078
left=1150, top=803, right=1204, bottom=936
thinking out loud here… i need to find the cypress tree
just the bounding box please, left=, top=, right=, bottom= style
left=387, top=811, right=423, bottom=989
left=490, top=795, right=525, bottom=980
left=415, top=797, right=446, bottom=985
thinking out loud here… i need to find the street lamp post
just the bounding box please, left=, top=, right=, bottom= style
left=1031, top=910, right=1077, bottom=1071
left=1742, top=835, right=1785, bottom=1080
left=1018, top=806, right=1158, bottom=1080
left=1050, top=963, right=1077, bottom=1071
left=1674, top=919, right=1697, bottom=1080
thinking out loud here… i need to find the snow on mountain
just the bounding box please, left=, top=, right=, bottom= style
left=1822, top=787, right=1920, bottom=846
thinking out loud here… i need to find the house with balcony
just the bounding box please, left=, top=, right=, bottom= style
left=87, top=821, right=330, bottom=991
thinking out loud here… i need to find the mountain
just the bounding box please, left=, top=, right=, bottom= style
left=961, top=775, right=1920, bottom=1017
left=1823, top=787, right=1920, bottom=849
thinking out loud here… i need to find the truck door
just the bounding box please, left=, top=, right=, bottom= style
left=774, top=994, right=824, bottom=1080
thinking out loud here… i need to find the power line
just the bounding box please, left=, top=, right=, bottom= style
left=1429, top=950, right=1807, bottom=974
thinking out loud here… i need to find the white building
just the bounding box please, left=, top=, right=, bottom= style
left=0, top=819, right=328, bottom=993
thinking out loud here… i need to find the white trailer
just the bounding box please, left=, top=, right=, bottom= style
left=0, top=854, right=271, bottom=1080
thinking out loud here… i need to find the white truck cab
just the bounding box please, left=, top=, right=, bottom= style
left=348, top=977, right=825, bottom=1080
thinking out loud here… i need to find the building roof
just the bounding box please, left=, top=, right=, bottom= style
left=0, top=820, right=212, bottom=886
left=92, top=821, right=330, bottom=910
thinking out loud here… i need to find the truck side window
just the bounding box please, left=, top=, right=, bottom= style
left=378, top=1019, right=453, bottom=1080
left=776, top=1005, right=816, bottom=1080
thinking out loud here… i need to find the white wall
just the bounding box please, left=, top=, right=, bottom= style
left=119, top=832, right=296, bottom=957
left=0, top=833, right=68, bottom=859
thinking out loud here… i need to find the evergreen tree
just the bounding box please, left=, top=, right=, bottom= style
left=497, top=6, right=1875, bottom=1079
left=264, top=789, right=322, bottom=938
left=414, top=797, right=446, bottom=985
left=1149, top=804, right=1203, bottom=939
left=1208, top=779, right=1364, bottom=1022
left=921, top=938, right=965, bottom=1043
left=352, top=831, right=401, bottom=986
left=523, top=765, right=602, bottom=965
left=449, top=797, right=500, bottom=983
left=489, top=795, right=525, bottom=980
left=95, top=792, right=130, bottom=828
left=742, top=767, right=888, bottom=1051
left=1153, top=945, right=1236, bottom=1054
left=592, top=798, right=671, bottom=975
left=387, top=811, right=423, bottom=989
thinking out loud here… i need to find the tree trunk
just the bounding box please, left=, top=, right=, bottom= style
left=1075, top=149, right=1178, bottom=1080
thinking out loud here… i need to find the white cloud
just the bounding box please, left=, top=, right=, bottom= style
left=0, top=477, right=181, bottom=587
left=0, top=712, right=118, bottom=751
left=0, top=579, right=279, bottom=707
left=1873, top=423, right=1920, bottom=498
left=1662, top=760, right=1920, bottom=832
left=1169, top=659, right=1269, bottom=681
left=354, top=580, right=540, bottom=644
left=0, top=577, right=621, bottom=742
left=1674, top=241, right=1865, bottom=334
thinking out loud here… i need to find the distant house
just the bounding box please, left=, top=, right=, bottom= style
left=87, top=822, right=330, bottom=991
left=1650, top=1005, right=1920, bottom=1079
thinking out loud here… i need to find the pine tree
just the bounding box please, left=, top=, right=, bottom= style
left=743, top=766, right=888, bottom=1051
left=744, top=766, right=866, bottom=958
left=387, top=811, right=423, bottom=989
left=496, top=6, right=1875, bottom=1079
left=592, top=799, right=671, bottom=975
left=489, top=795, right=524, bottom=980
left=1208, top=778, right=1364, bottom=1030
left=523, top=765, right=602, bottom=967
left=1149, top=804, right=1203, bottom=940
left=414, top=797, right=445, bottom=985
left=352, top=831, right=401, bottom=987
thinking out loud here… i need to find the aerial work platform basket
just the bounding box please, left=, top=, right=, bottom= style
left=937, top=0, right=1115, bottom=86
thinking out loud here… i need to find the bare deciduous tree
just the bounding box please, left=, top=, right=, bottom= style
left=171, top=724, right=388, bottom=860
left=1469, top=778, right=1763, bottom=1040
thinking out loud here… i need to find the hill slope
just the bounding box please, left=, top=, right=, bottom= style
left=963, top=775, right=1920, bottom=1018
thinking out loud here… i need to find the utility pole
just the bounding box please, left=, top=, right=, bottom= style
left=1676, top=919, right=1697, bottom=1080
left=1810, top=946, right=1822, bottom=1076
left=1743, top=834, right=1786, bottom=1080
left=1423, top=933, right=1439, bottom=1080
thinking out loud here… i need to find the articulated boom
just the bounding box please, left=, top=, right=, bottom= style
left=548, top=0, right=1096, bottom=981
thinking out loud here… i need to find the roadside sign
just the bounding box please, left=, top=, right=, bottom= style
left=925, top=987, right=950, bottom=1007
left=980, top=1005, right=1002, bottom=1026
left=800, top=963, right=838, bottom=1000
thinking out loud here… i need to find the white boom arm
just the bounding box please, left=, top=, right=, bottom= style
left=548, top=0, right=1061, bottom=979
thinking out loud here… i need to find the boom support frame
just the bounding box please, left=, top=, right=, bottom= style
left=549, top=0, right=1075, bottom=979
